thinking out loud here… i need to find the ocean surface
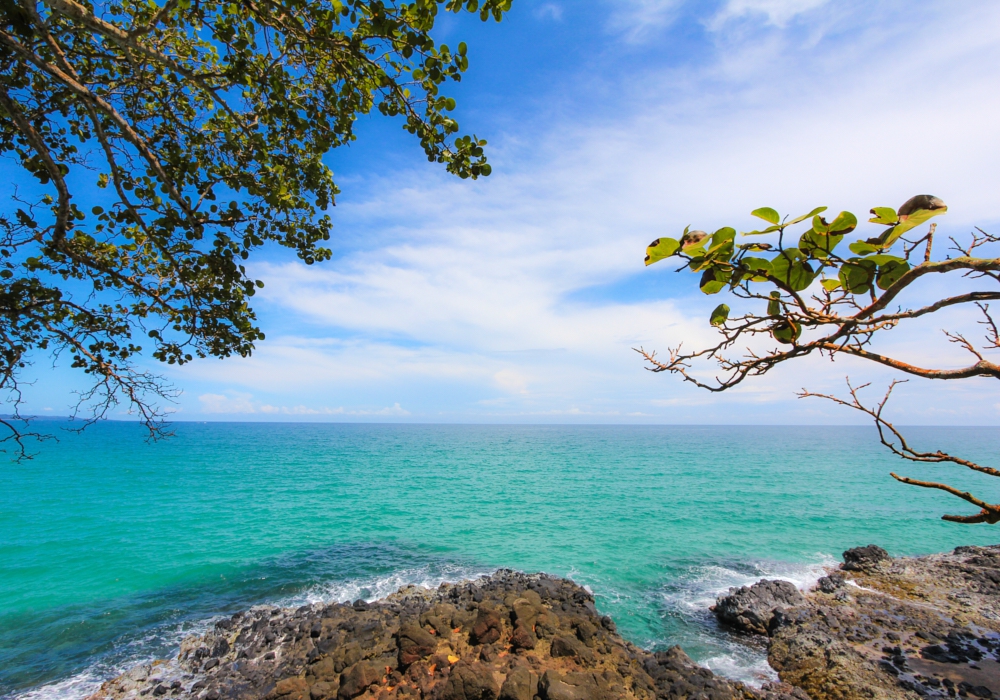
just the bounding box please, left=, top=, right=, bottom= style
left=3, top=422, right=1000, bottom=699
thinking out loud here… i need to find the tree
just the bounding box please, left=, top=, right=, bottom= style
left=0, top=0, right=510, bottom=453
left=639, top=195, right=1000, bottom=523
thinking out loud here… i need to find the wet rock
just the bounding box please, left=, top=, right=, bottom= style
left=90, top=570, right=779, bottom=700
left=713, top=579, right=806, bottom=636
left=842, top=544, right=890, bottom=572
left=816, top=572, right=845, bottom=594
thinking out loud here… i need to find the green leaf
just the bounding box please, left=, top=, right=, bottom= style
left=710, top=303, right=730, bottom=327
left=739, top=256, right=772, bottom=282
left=710, top=227, right=736, bottom=247
left=839, top=258, right=877, bottom=294
left=799, top=229, right=844, bottom=258
left=767, top=291, right=781, bottom=316
left=785, top=206, right=828, bottom=226
left=742, top=224, right=782, bottom=236
left=828, top=211, right=858, bottom=233
left=868, top=207, right=898, bottom=225
left=738, top=242, right=773, bottom=252
left=770, top=248, right=815, bottom=291
left=700, top=266, right=730, bottom=294
left=886, top=205, right=948, bottom=244
left=821, top=278, right=841, bottom=291
left=849, top=240, right=880, bottom=256
left=772, top=320, right=801, bottom=344
left=751, top=207, right=780, bottom=225
left=645, top=237, right=680, bottom=265
left=876, top=259, right=910, bottom=290
left=868, top=254, right=906, bottom=266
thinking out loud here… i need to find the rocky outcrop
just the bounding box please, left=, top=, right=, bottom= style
left=88, top=571, right=799, bottom=700
left=840, top=545, right=890, bottom=573
left=713, top=580, right=806, bottom=636
left=719, top=545, right=1000, bottom=700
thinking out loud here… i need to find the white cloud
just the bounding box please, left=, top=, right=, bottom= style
left=534, top=3, right=563, bottom=21
left=711, top=0, right=831, bottom=27
left=172, top=1, right=1000, bottom=425
left=196, top=391, right=408, bottom=417
left=606, top=0, right=682, bottom=41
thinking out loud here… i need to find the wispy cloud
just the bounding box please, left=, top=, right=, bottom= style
left=197, top=392, right=409, bottom=417
left=162, top=1, right=1000, bottom=424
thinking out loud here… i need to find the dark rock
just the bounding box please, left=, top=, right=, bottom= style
left=337, top=661, right=382, bottom=700
left=471, top=610, right=502, bottom=645
left=713, top=579, right=805, bottom=636
left=817, top=572, right=846, bottom=593
left=440, top=661, right=499, bottom=700
left=509, top=621, right=537, bottom=650
left=549, top=635, right=586, bottom=659
left=498, top=666, right=535, bottom=700
left=842, top=545, right=890, bottom=572
left=397, top=622, right=437, bottom=667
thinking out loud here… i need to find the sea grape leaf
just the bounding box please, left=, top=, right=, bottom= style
left=828, top=211, right=858, bottom=233
left=770, top=248, right=815, bottom=291
left=884, top=205, right=948, bottom=245
left=771, top=320, right=800, bottom=344
left=821, top=278, right=841, bottom=291
left=869, top=207, right=898, bottom=225
left=767, top=291, right=781, bottom=316
left=751, top=207, right=780, bottom=225
left=710, top=303, right=730, bottom=326
left=700, top=266, right=730, bottom=294
left=876, top=259, right=910, bottom=289
left=799, top=229, right=844, bottom=258
left=849, top=240, right=880, bottom=256
left=743, top=224, right=782, bottom=236
left=785, top=206, right=827, bottom=226
left=839, top=258, right=877, bottom=294
left=645, top=237, right=680, bottom=265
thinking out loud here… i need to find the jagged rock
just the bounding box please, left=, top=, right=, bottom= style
left=815, top=572, right=845, bottom=594
left=440, top=661, right=499, bottom=700
left=396, top=622, right=436, bottom=667
left=713, top=579, right=806, bottom=636
left=87, top=571, right=786, bottom=700
left=770, top=544, right=1000, bottom=700
left=841, top=545, right=890, bottom=572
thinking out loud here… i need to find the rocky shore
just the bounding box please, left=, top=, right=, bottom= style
left=87, top=545, right=1000, bottom=700
left=87, top=570, right=801, bottom=700
left=712, top=544, right=1000, bottom=699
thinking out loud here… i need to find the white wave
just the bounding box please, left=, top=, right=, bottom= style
left=661, top=554, right=837, bottom=614
left=656, top=554, right=837, bottom=688
left=8, top=565, right=490, bottom=700
left=277, top=563, right=492, bottom=608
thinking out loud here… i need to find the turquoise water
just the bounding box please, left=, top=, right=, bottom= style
left=3, top=423, right=1000, bottom=698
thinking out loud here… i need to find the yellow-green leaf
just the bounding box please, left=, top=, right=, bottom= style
left=645, top=237, right=680, bottom=265
left=751, top=207, right=780, bottom=225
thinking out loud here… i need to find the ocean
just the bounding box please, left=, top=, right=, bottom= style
left=2, top=422, right=999, bottom=698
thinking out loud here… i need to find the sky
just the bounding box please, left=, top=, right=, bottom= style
left=20, top=0, right=1000, bottom=424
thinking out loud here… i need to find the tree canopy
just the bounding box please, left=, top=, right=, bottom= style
left=0, top=0, right=510, bottom=452
left=640, top=195, right=1000, bottom=523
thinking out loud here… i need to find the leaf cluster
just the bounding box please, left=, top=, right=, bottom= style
left=0, top=0, right=508, bottom=451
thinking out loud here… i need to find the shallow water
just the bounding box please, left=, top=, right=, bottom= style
left=2, top=423, right=999, bottom=698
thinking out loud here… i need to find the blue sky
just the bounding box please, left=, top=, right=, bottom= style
left=22, top=0, right=1000, bottom=424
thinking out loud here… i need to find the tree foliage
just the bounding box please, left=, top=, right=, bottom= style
left=0, top=0, right=509, bottom=452
left=640, top=195, right=1000, bottom=523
